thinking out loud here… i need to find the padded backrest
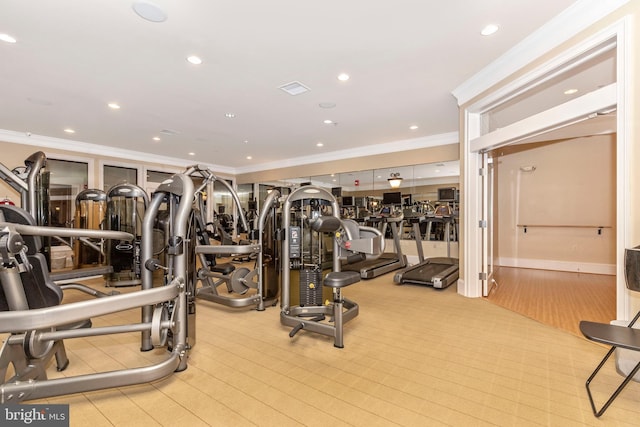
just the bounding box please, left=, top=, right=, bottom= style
left=0, top=253, right=62, bottom=311
left=0, top=204, right=41, bottom=254
left=192, top=210, right=217, bottom=268
left=0, top=205, right=62, bottom=311
left=309, top=215, right=341, bottom=233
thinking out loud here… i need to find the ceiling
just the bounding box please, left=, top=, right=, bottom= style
left=0, top=0, right=578, bottom=174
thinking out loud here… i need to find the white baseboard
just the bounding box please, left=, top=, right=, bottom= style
left=498, top=257, right=615, bottom=275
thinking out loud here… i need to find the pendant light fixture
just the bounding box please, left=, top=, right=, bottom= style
left=388, top=173, right=403, bottom=188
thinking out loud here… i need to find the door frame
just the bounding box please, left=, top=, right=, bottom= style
left=458, top=18, right=631, bottom=320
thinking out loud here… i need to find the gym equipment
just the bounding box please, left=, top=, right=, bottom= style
left=579, top=245, right=640, bottom=417
left=188, top=165, right=278, bottom=310
left=140, top=173, right=196, bottom=360
left=0, top=151, right=49, bottom=226
left=104, top=183, right=149, bottom=287
left=73, top=189, right=107, bottom=268
left=0, top=205, right=116, bottom=298
left=0, top=152, right=51, bottom=264
left=342, top=209, right=407, bottom=279
left=280, top=186, right=361, bottom=348
left=0, top=202, right=190, bottom=402
left=393, top=215, right=459, bottom=289
left=47, top=189, right=117, bottom=284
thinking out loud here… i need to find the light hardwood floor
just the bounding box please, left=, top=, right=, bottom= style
left=486, top=266, right=617, bottom=336
left=14, top=273, right=640, bottom=426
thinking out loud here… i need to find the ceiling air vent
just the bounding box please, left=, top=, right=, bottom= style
left=279, top=81, right=310, bottom=96
left=160, top=129, right=180, bottom=136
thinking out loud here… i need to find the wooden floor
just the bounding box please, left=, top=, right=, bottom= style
left=7, top=271, right=639, bottom=426
left=486, top=266, right=617, bottom=336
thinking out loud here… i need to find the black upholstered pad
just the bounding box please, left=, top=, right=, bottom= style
left=323, top=271, right=360, bottom=288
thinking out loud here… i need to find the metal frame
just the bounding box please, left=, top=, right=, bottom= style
left=580, top=310, right=640, bottom=417
left=280, top=186, right=359, bottom=348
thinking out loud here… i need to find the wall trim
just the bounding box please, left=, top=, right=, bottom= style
left=498, top=257, right=615, bottom=275
left=233, top=132, right=459, bottom=175
left=0, top=128, right=458, bottom=177
left=452, top=0, right=629, bottom=106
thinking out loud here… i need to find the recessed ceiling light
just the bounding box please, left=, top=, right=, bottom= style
left=0, top=33, right=17, bottom=43
left=337, top=73, right=350, bottom=81
left=409, top=125, right=418, bottom=130
left=153, top=136, right=160, bottom=141
left=316, top=142, right=324, bottom=147
left=246, top=156, right=252, bottom=160
left=225, top=113, right=236, bottom=118
left=187, top=55, right=202, bottom=65
left=108, top=103, right=121, bottom=109
left=188, top=152, right=195, bottom=156
left=323, top=119, right=333, bottom=124
left=64, top=128, right=75, bottom=134
left=132, top=1, right=167, bottom=23
left=564, top=88, right=579, bottom=95
left=481, top=24, right=499, bottom=36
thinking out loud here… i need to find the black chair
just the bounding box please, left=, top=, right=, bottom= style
left=579, top=245, right=640, bottom=417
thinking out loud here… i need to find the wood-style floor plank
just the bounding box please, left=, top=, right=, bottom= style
left=486, top=266, right=616, bottom=336
left=5, top=271, right=637, bottom=426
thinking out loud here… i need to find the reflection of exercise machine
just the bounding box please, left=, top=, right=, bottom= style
left=280, top=186, right=361, bottom=348
left=48, top=189, right=117, bottom=284
left=393, top=215, right=459, bottom=289
left=0, top=199, right=191, bottom=402
left=104, top=183, right=149, bottom=287
left=342, top=209, right=407, bottom=279
left=73, top=189, right=107, bottom=268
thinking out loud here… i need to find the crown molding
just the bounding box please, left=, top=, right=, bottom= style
left=0, top=128, right=458, bottom=176
left=0, top=129, right=236, bottom=175
left=233, top=132, right=459, bottom=175
left=451, top=0, right=629, bottom=106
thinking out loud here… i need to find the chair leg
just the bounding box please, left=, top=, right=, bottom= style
left=586, top=345, right=640, bottom=417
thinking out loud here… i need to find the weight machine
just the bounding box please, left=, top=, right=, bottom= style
left=0, top=175, right=193, bottom=401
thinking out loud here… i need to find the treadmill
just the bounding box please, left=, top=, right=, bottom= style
left=393, top=214, right=459, bottom=288
left=342, top=211, right=407, bottom=279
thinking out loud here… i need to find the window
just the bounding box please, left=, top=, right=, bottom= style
left=104, top=165, right=138, bottom=192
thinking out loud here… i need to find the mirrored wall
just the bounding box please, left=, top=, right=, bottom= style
left=254, top=160, right=460, bottom=240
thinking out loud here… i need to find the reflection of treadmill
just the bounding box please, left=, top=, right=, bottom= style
left=343, top=210, right=407, bottom=279
left=393, top=215, right=459, bottom=288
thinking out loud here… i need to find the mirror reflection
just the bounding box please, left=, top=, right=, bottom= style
left=258, top=161, right=459, bottom=242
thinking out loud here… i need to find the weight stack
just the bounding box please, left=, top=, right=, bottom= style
left=299, top=268, right=323, bottom=307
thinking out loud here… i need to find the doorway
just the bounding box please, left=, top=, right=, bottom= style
left=485, top=132, right=617, bottom=334
left=459, top=22, right=630, bottom=321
